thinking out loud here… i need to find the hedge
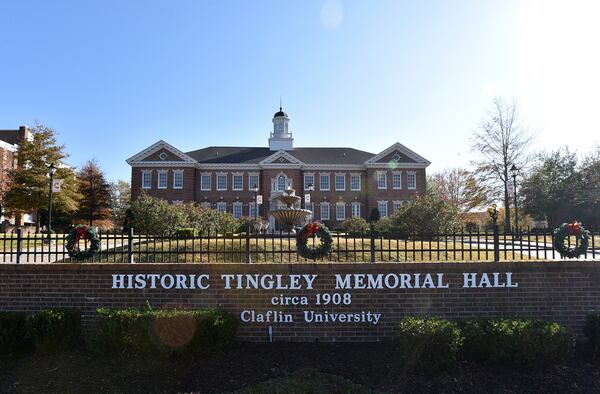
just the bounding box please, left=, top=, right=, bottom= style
left=25, top=309, right=81, bottom=353
left=90, top=307, right=238, bottom=356
left=584, top=313, right=600, bottom=360
left=0, top=311, right=28, bottom=353
left=398, top=316, right=463, bottom=374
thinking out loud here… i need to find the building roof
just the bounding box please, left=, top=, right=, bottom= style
left=185, top=146, right=375, bottom=165
left=0, top=130, right=24, bottom=145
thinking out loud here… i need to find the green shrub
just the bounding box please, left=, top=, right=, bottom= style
left=0, top=311, right=28, bottom=353
left=398, top=316, right=462, bottom=373
left=584, top=313, right=600, bottom=359
left=341, top=217, right=369, bottom=234
left=130, top=193, right=188, bottom=235
left=91, top=308, right=238, bottom=357
left=176, top=228, right=199, bottom=237
left=25, top=309, right=81, bottom=353
left=460, top=319, right=574, bottom=367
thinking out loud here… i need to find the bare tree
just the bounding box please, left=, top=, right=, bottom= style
left=428, top=168, right=489, bottom=213
left=471, top=97, right=534, bottom=231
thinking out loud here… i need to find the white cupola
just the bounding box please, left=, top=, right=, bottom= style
left=269, top=106, right=293, bottom=151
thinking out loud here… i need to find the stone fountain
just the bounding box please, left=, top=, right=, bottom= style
left=270, top=188, right=312, bottom=233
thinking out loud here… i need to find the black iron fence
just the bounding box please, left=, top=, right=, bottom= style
left=1, top=226, right=599, bottom=264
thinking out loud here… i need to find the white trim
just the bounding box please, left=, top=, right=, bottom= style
left=392, top=171, right=402, bottom=190
left=407, top=171, right=417, bottom=190
left=365, top=142, right=431, bottom=166
left=0, top=140, right=17, bottom=152
left=141, top=170, right=152, bottom=189
left=393, top=200, right=402, bottom=213
left=335, top=202, right=346, bottom=221
left=259, top=150, right=305, bottom=165
left=248, top=173, right=260, bottom=191
left=377, top=200, right=389, bottom=218
left=173, top=169, right=184, bottom=189
left=157, top=169, right=168, bottom=189
left=200, top=173, right=212, bottom=191
left=334, top=173, right=346, bottom=191
left=319, top=173, right=331, bottom=191
left=232, top=174, right=244, bottom=191
left=351, top=202, right=361, bottom=217
left=232, top=201, right=243, bottom=218
left=126, top=140, right=198, bottom=165
left=303, top=173, right=315, bottom=191
left=350, top=173, right=361, bottom=191
left=320, top=201, right=330, bottom=220
left=216, top=173, right=227, bottom=191
left=216, top=201, right=227, bottom=213
left=172, top=200, right=184, bottom=205
left=377, top=171, right=387, bottom=190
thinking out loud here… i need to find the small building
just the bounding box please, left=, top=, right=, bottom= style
left=127, top=108, right=430, bottom=229
left=0, top=126, right=30, bottom=226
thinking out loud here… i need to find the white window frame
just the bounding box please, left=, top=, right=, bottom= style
left=392, top=171, right=402, bottom=190
left=172, top=200, right=184, bottom=206
left=200, top=202, right=211, bottom=209
left=216, top=201, right=227, bottom=213
left=305, top=202, right=314, bottom=217
left=378, top=200, right=388, bottom=218
left=232, top=201, right=243, bottom=218
left=393, top=200, right=402, bottom=213
left=336, top=202, right=345, bottom=221
left=351, top=202, right=361, bottom=218
left=249, top=201, right=257, bottom=218
left=320, top=202, right=330, bottom=220
left=217, top=173, right=227, bottom=191
left=248, top=173, right=259, bottom=191
left=200, top=173, right=212, bottom=191
left=319, top=173, right=330, bottom=191
left=232, top=174, right=243, bottom=191
left=350, top=173, right=361, bottom=191
left=173, top=170, right=184, bottom=189
left=157, top=170, right=167, bottom=189
left=304, top=173, right=315, bottom=190
left=335, top=173, right=345, bottom=191
left=142, top=170, right=152, bottom=189
left=377, top=171, right=387, bottom=190
left=407, top=172, right=417, bottom=190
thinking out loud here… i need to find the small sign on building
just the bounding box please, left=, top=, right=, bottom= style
left=256, top=195, right=263, bottom=205
left=304, top=194, right=311, bottom=204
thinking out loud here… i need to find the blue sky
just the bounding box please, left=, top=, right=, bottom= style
left=1, top=0, right=599, bottom=181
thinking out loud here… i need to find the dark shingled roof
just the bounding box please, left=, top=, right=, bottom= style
left=185, top=147, right=375, bottom=164
left=0, top=130, right=24, bottom=145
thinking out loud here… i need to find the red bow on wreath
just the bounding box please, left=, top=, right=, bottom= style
left=567, top=221, right=581, bottom=236
left=75, top=225, right=88, bottom=242
left=306, top=222, right=319, bottom=237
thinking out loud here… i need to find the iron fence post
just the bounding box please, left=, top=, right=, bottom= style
left=370, top=224, right=376, bottom=263
left=493, top=224, right=500, bottom=262
left=128, top=227, right=134, bottom=264
left=16, top=228, right=22, bottom=264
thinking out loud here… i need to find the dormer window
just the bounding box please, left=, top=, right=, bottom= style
left=159, top=152, right=168, bottom=161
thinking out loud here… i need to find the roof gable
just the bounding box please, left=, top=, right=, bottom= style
left=126, top=140, right=197, bottom=166
left=366, top=142, right=430, bottom=167
left=260, top=150, right=304, bottom=166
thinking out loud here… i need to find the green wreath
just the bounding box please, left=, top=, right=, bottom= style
left=553, top=222, right=590, bottom=259
left=296, top=222, right=333, bottom=260
left=65, top=225, right=101, bottom=261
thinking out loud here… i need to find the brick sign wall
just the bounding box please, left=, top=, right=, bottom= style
left=1, top=262, right=599, bottom=342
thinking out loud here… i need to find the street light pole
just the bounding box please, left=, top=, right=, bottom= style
left=252, top=183, right=259, bottom=226
left=47, top=163, right=57, bottom=242
left=307, top=183, right=314, bottom=221
left=510, top=164, right=519, bottom=239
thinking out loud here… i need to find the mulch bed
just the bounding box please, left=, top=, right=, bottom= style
left=1, top=342, right=599, bottom=393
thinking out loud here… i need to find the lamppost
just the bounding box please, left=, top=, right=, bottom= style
left=510, top=164, right=520, bottom=239
left=47, top=163, right=57, bottom=242
left=306, top=183, right=314, bottom=221
left=252, top=183, right=259, bottom=225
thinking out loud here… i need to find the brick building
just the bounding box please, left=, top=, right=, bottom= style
left=127, top=108, right=430, bottom=228
left=0, top=126, right=29, bottom=224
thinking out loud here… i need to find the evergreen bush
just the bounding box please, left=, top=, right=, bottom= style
left=25, top=309, right=81, bottom=353
left=0, top=311, right=28, bottom=354
left=398, top=316, right=463, bottom=373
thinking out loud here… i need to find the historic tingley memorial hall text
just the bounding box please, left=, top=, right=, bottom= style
left=112, top=272, right=518, bottom=326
